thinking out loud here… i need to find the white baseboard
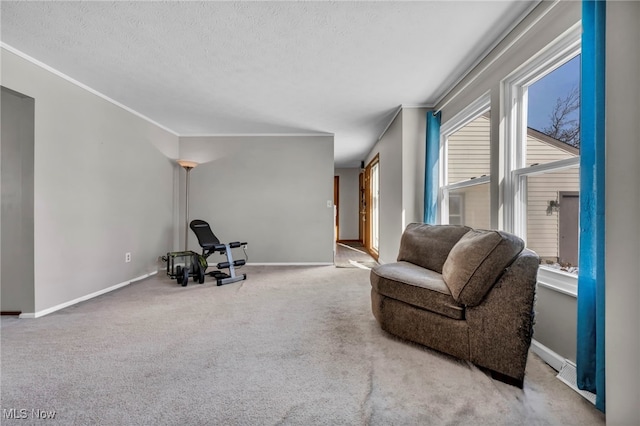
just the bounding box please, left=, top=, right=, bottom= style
left=530, top=339, right=597, bottom=405
left=19, top=271, right=158, bottom=319
left=530, top=338, right=565, bottom=371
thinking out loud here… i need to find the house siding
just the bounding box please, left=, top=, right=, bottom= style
left=446, top=115, right=491, bottom=229
left=447, top=115, right=491, bottom=184
left=525, top=137, right=579, bottom=262
left=447, top=115, right=579, bottom=261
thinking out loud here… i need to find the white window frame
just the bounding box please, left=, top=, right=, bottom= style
left=502, top=23, right=581, bottom=296
left=439, top=92, right=491, bottom=225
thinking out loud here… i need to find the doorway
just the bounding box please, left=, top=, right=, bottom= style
left=362, top=155, right=379, bottom=260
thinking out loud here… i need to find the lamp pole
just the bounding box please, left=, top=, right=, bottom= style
left=177, top=160, right=198, bottom=251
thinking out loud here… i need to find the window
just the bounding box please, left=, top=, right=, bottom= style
left=503, top=26, right=581, bottom=291
left=439, top=94, right=491, bottom=229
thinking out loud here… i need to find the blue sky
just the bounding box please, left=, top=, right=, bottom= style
left=527, top=55, right=581, bottom=133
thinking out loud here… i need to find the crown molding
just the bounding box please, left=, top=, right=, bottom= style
left=179, top=132, right=334, bottom=138
left=1, top=43, right=180, bottom=136
left=377, top=103, right=435, bottom=141
left=432, top=0, right=550, bottom=111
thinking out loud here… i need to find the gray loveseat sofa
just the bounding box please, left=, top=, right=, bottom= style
left=370, top=223, right=539, bottom=387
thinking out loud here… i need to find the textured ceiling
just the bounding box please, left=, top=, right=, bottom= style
left=0, top=1, right=536, bottom=167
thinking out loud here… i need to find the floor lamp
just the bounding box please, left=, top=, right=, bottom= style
left=177, top=160, right=198, bottom=251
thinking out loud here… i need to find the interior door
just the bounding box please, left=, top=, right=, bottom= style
left=334, top=176, right=339, bottom=242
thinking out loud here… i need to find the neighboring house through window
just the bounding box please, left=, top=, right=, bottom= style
left=439, top=93, right=491, bottom=229
left=503, top=25, right=581, bottom=293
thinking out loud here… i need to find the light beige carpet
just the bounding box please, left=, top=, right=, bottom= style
left=0, top=265, right=604, bottom=425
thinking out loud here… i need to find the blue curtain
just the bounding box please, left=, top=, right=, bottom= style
left=424, top=111, right=441, bottom=224
left=577, top=0, right=606, bottom=412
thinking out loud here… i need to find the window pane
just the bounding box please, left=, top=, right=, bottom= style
left=448, top=194, right=463, bottom=225
left=448, top=183, right=490, bottom=229
left=449, top=195, right=462, bottom=215
left=447, top=112, right=490, bottom=184
left=525, top=167, right=580, bottom=273
left=526, top=55, right=581, bottom=167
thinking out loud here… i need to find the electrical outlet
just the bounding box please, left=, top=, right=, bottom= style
left=327, top=200, right=333, bottom=208
left=125, top=252, right=131, bottom=263
left=244, top=244, right=248, bottom=251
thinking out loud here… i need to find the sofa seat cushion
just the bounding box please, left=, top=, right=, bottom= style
left=442, top=229, right=525, bottom=306
left=371, top=261, right=465, bottom=320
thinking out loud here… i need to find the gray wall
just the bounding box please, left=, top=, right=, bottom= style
left=364, top=108, right=427, bottom=264
left=605, top=1, right=640, bottom=422
left=365, top=111, right=403, bottom=264
left=1, top=48, right=179, bottom=314
left=1, top=87, right=35, bottom=313
left=179, top=135, right=334, bottom=263
left=534, top=286, right=577, bottom=363
left=334, top=168, right=360, bottom=241
left=401, top=108, right=427, bottom=226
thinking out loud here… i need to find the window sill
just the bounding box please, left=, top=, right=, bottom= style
left=537, top=266, right=577, bottom=297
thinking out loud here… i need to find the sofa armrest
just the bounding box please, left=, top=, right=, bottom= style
left=465, top=249, right=539, bottom=382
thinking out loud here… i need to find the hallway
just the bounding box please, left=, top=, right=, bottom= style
left=334, top=241, right=378, bottom=269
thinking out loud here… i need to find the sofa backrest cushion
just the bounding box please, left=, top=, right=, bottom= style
left=442, top=229, right=524, bottom=306
left=398, top=223, right=472, bottom=273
